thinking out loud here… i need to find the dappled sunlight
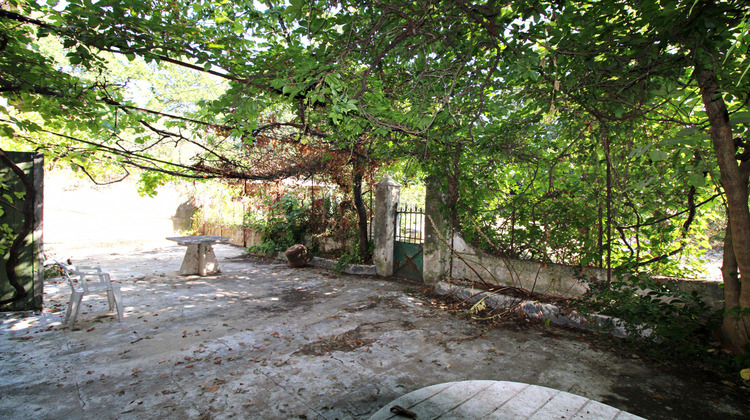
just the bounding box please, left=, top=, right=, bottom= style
left=1, top=312, right=64, bottom=333
left=3, top=241, right=745, bottom=420
left=1, top=315, right=38, bottom=331
left=1, top=0, right=747, bottom=416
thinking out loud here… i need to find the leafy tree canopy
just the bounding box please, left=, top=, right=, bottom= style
left=3, top=0, right=750, bottom=351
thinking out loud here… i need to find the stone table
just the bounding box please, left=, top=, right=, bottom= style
left=369, top=380, right=645, bottom=420
left=166, top=235, right=229, bottom=276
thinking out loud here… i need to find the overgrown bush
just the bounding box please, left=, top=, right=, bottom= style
left=246, top=193, right=310, bottom=255
left=577, top=273, right=719, bottom=357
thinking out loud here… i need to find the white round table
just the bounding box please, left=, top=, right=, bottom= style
left=369, top=380, right=645, bottom=419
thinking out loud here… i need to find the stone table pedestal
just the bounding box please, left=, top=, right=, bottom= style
left=166, top=235, right=229, bottom=276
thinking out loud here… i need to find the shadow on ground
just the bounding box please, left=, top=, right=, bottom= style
left=1, top=244, right=748, bottom=419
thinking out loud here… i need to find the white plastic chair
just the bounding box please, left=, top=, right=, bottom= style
left=50, top=262, right=124, bottom=328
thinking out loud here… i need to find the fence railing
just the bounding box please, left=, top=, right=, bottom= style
left=395, top=205, right=424, bottom=244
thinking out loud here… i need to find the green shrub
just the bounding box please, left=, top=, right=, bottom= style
left=578, top=273, right=718, bottom=357
left=246, top=241, right=278, bottom=257
left=246, top=193, right=310, bottom=254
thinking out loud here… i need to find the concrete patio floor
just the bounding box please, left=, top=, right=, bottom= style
left=1, top=242, right=748, bottom=419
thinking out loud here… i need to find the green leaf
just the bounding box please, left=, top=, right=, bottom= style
left=289, top=0, right=305, bottom=11
left=660, top=137, right=695, bottom=147
left=729, top=111, right=750, bottom=125
left=648, top=150, right=668, bottom=162
left=628, top=144, right=652, bottom=159
left=688, top=173, right=706, bottom=187
left=0, top=125, right=14, bottom=137
left=675, top=127, right=699, bottom=136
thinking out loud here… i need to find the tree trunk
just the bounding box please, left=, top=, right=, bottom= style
left=697, top=69, right=750, bottom=353
left=352, top=158, right=370, bottom=263
left=719, top=218, right=745, bottom=350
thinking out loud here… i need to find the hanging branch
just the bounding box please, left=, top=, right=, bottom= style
left=471, top=220, right=524, bottom=289
left=618, top=192, right=722, bottom=230
left=628, top=186, right=703, bottom=269
left=426, top=214, right=497, bottom=290
left=74, top=164, right=130, bottom=185
left=632, top=246, right=686, bottom=268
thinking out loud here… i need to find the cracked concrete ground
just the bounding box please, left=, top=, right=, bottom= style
left=1, top=242, right=748, bottom=419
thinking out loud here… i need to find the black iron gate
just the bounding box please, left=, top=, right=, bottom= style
left=393, top=205, right=424, bottom=281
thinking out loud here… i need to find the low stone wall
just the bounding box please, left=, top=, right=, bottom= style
left=201, top=224, right=262, bottom=248
left=224, top=227, right=244, bottom=246
left=244, top=228, right=263, bottom=248
left=303, top=234, right=349, bottom=254
left=447, top=234, right=600, bottom=297
left=204, top=224, right=223, bottom=238
left=442, top=233, right=724, bottom=310
left=422, top=177, right=726, bottom=309
left=652, top=277, right=724, bottom=311
left=202, top=224, right=348, bottom=252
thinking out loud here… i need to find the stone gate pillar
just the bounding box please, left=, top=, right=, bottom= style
left=373, top=175, right=400, bottom=276
left=423, top=176, right=450, bottom=284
